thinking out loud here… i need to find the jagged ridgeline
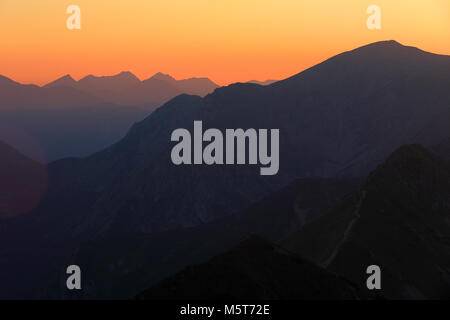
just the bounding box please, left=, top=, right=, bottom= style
left=1, top=41, right=450, bottom=299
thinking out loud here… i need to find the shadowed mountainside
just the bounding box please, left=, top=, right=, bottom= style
left=432, top=137, right=450, bottom=160
left=39, top=40, right=450, bottom=235
left=40, top=177, right=358, bottom=299
left=135, top=144, right=450, bottom=300
left=136, top=236, right=371, bottom=300
left=282, top=145, right=450, bottom=299
left=0, top=141, right=47, bottom=219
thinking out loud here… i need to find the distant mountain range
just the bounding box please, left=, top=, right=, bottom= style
left=0, top=75, right=102, bottom=109
left=31, top=40, right=449, bottom=236
left=1, top=40, right=450, bottom=299
left=43, top=71, right=219, bottom=107
left=247, top=79, right=278, bottom=86
left=0, top=72, right=219, bottom=161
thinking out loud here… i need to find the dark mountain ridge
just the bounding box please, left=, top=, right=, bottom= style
left=4, top=40, right=449, bottom=237
left=282, top=144, right=450, bottom=299
left=135, top=143, right=450, bottom=300
left=1, top=40, right=450, bottom=299
left=64, top=40, right=450, bottom=235
left=136, top=235, right=371, bottom=300
left=0, top=141, right=47, bottom=219
left=40, top=177, right=358, bottom=299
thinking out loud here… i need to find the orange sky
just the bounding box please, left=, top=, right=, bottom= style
left=1, top=0, right=449, bottom=86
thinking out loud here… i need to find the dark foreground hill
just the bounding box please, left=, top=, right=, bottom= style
left=136, top=236, right=370, bottom=300
left=282, top=145, right=450, bottom=299
left=42, top=178, right=358, bottom=299
left=135, top=144, right=450, bottom=300
left=0, top=141, right=47, bottom=219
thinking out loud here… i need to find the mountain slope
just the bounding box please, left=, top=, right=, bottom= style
left=432, top=137, right=450, bottom=160
left=136, top=236, right=370, bottom=300
left=41, top=177, right=357, bottom=299
left=0, top=141, right=47, bottom=219
left=248, top=79, right=278, bottom=86
left=3, top=40, right=449, bottom=234
left=282, top=145, right=450, bottom=299
left=63, top=40, right=450, bottom=235
left=44, top=74, right=77, bottom=88
left=2, top=41, right=450, bottom=299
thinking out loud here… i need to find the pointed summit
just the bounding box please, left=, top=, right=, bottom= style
left=114, top=71, right=140, bottom=82
left=43, top=74, right=77, bottom=88
left=76, top=71, right=141, bottom=92
left=147, top=72, right=176, bottom=82
left=79, top=71, right=140, bottom=82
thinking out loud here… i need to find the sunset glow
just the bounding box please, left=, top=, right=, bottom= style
left=1, top=0, right=449, bottom=86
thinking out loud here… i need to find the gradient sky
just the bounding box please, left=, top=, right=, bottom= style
left=1, top=0, right=449, bottom=86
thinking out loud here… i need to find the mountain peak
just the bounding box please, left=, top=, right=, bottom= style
left=367, top=144, right=447, bottom=184
left=59, top=74, right=75, bottom=81
left=115, top=71, right=140, bottom=81
left=79, top=71, right=139, bottom=81
left=148, top=72, right=176, bottom=82
left=43, top=74, right=77, bottom=88
left=379, top=144, right=440, bottom=167
left=79, top=74, right=95, bottom=81
left=348, top=39, right=425, bottom=56
left=368, top=39, right=402, bottom=47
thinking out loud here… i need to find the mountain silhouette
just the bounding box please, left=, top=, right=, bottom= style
left=282, top=144, right=450, bottom=299
left=1, top=40, right=450, bottom=299
left=0, top=74, right=150, bottom=161
left=43, top=40, right=450, bottom=235
left=248, top=79, right=278, bottom=86
left=41, top=177, right=358, bottom=299
left=136, top=235, right=371, bottom=300
left=0, top=140, right=47, bottom=219
left=0, top=72, right=218, bottom=161
left=432, top=136, right=450, bottom=160
left=44, top=74, right=77, bottom=88
left=43, top=71, right=219, bottom=108
left=0, top=75, right=102, bottom=109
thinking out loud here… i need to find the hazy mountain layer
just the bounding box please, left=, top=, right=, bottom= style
left=48, top=40, right=450, bottom=235
left=1, top=41, right=450, bottom=299
left=44, top=71, right=219, bottom=109
left=0, top=72, right=219, bottom=161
